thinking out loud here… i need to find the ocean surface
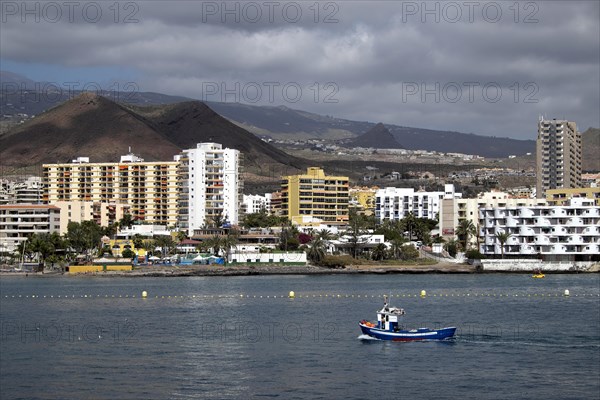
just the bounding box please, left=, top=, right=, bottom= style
left=1, top=273, right=599, bottom=400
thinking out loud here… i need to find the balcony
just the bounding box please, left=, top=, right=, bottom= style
left=505, top=217, right=519, bottom=227
left=566, top=217, right=583, bottom=226
left=535, top=218, right=551, bottom=226
left=520, top=227, right=536, bottom=235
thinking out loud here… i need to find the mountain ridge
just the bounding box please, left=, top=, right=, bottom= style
left=0, top=93, right=306, bottom=175
left=346, top=123, right=404, bottom=149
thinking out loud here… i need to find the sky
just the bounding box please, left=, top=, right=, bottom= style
left=1, top=1, right=598, bottom=140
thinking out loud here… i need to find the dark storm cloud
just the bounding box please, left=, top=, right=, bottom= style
left=0, top=0, right=598, bottom=138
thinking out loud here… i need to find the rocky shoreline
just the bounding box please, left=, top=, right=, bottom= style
left=3, top=262, right=598, bottom=277
left=1, top=263, right=478, bottom=277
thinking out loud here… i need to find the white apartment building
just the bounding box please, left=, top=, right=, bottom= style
left=177, top=143, right=243, bottom=236
left=242, top=194, right=272, bottom=214
left=0, top=204, right=61, bottom=253
left=439, top=191, right=547, bottom=245
left=375, top=184, right=461, bottom=222
left=0, top=177, right=44, bottom=205
left=479, top=198, right=599, bottom=260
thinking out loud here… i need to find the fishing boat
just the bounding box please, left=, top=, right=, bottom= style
left=358, top=296, right=456, bottom=341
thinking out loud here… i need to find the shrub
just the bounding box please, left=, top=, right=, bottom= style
left=121, top=248, right=136, bottom=259
left=400, top=245, right=419, bottom=261
left=320, top=255, right=354, bottom=269
left=444, top=242, right=458, bottom=258
left=465, top=249, right=485, bottom=260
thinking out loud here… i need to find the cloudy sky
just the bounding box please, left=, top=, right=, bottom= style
left=1, top=1, right=598, bottom=140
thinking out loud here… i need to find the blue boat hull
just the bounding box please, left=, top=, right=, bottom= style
left=359, top=323, right=456, bottom=341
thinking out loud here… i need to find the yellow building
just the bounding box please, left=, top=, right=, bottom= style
left=349, top=186, right=378, bottom=215
left=53, top=201, right=130, bottom=234
left=281, top=167, right=349, bottom=224
left=43, top=155, right=179, bottom=226
left=546, top=187, right=600, bottom=206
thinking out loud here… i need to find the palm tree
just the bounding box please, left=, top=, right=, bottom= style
left=347, top=210, right=368, bottom=258
left=316, top=229, right=334, bottom=241
left=495, top=231, right=512, bottom=259
left=142, top=239, right=156, bottom=258
left=154, top=235, right=176, bottom=258
left=175, top=230, right=187, bottom=243
left=389, top=237, right=407, bottom=259
left=400, top=212, right=418, bottom=241
left=221, top=230, right=240, bottom=264
left=307, top=237, right=327, bottom=265
left=132, top=234, right=144, bottom=250
left=371, top=243, right=387, bottom=261
left=206, top=234, right=223, bottom=256
left=456, top=219, right=476, bottom=251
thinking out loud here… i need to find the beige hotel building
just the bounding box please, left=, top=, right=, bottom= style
left=43, top=155, right=179, bottom=226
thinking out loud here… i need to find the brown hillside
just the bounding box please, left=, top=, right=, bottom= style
left=0, top=93, right=180, bottom=165
left=582, top=127, right=600, bottom=171
left=129, top=101, right=306, bottom=172
left=0, top=94, right=306, bottom=176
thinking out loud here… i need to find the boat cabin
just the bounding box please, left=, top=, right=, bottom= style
left=377, top=296, right=405, bottom=331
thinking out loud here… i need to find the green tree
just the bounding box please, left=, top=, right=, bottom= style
left=132, top=234, right=144, bottom=250
left=242, top=209, right=287, bottom=228
left=119, top=213, right=134, bottom=229
left=444, top=239, right=460, bottom=258
left=154, top=235, right=176, bottom=257
left=456, top=219, right=477, bottom=251
left=98, top=246, right=113, bottom=257
left=121, top=248, right=136, bottom=259
left=28, top=233, right=63, bottom=265
left=101, top=223, right=119, bottom=237
left=306, top=237, right=327, bottom=264
left=66, top=221, right=102, bottom=259
left=389, top=237, right=407, bottom=259
left=374, top=219, right=403, bottom=242
left=279, top=224, right=300, bottom=251
left=208, top=212, right=226, bottom=229
left=315, top=229, right=335, bottom=241
left=221, top=229, right=240, bottom=264
left=195, top=241, right=211, bottom=254
left=347, top=210, right=369, bottom=258
left=495, top=231, right=512, bottom=259
left=371, top=243, right=387, bottom=261
left=206, top=234, right=223, bottom=256
left=176, top=230, right=187, bottom=243
left=399, top=244, right=419, bottom=261
left=142, top=239, right=156, bottom=257
left=400, top=212, right=418, bottom=241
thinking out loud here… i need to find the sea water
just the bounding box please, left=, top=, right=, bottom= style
left=1, top=274, right=599, bottom=399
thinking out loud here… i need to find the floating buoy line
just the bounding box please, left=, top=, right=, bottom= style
left=2, top=290, right=598, bottom=300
